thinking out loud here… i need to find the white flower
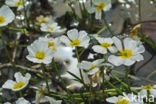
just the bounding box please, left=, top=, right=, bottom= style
left=108, top=37, right=145, bottom=66
left=40, top=23, right=62, bottom=34
left=26, top=38, right=54, bottom=64
left=138, top=85, right=156, bottom=98
left=78, top=59, right=104, bottom=75
left=36, top=15, right=53, bottom=24
left=60, top=28, right=90, bottom=48
left=87, top=0, right=111, bottom=19
left=5, top=0, right=25, bottom=10
left=106, top=93, right=144, bottom=104
left=16, top=97, right=31, bottom=104
left=38, top=37, right=61, bottom=52
left=0, top=5, right=15, bottom=26
left=92, top=37, right=117, bottom=54
left=2, top=72, right=31, bottom=91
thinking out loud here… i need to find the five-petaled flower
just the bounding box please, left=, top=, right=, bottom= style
left=92, top=37, right=117, bottom=54
left=60, top=28, right=90, bottom=48
left=2, top=72, right=31, bottom=91
left=108, top=37, right=145, bottom=66
left=87, top=0, right=112, bottom=19
left=26, top=38, right=54, bottom=64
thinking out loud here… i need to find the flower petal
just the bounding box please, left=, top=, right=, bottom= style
left=108, top=55, right=124, bottom=66
left=112, top=36, right=122, bottom=50
left=92, top=45, right=107, bottom=54
left=67, top=28, right=79, bottom=40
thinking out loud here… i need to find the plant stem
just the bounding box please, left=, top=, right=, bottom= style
left=103, top=16, right=114, bottom=36
left=41, top=64, right=50, bottom=93
left=97, top=26, right=107, bottom=36
left=52, top=59, right=75, bottom=102
left=125, top=66, right=131, bottom=92
left=138, top=0, right=143, bottom=35
left=22, top=0, right=30, bottom=28
left=0, top=28, right=14, bottom=65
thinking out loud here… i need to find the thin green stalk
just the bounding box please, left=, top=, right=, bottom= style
left=97, top=26, right=107, bottom=36
left=104, top=77, right=122, bottom=94
left=52, top=59, right=75, bottom=102
left=41, top=64, right=50, bottom=93
left=111, top=73, right=128, bottom=88
left=22, top=0, right=30, bottom=28
left=138, top=0, right=142, bottom=24
left=103, top=16, right=114, bottom=36
left=75, top=47, right=85, bottom=85
left=125, top=66, right=131, bottom=92
left=138, top=0, right=143, bottom=35
left=0, top=28, right=14, bottom=65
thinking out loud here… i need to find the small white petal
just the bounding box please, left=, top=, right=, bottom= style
left=112, top=36, right=123, bottom=50
left=124, top=59, right=135, bottom=66
left=92, top=45, right=107, bottom=54
left=2, top=80, right=15, bottom=89
left=108, top=55, right=124, bottom=66
left=67, top=28, right=79, bottom=40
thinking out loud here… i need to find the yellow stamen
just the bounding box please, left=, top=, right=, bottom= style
left=118, top=49, right=133, bottom=59
left=48, top=41, right=55, bottom=47
left=115, top=98, right=130, bottom=104
left=89, top=65, right=96, bottom=71
left=100, top=43, right=112, bottom=49
left=0, top=16, right=5, bottom=24
left=96, top=3, right=106, bottom=11
left=38, top=18, right=46, bottom=24
left=48, top=26, right=54, bottom=32
left=35, top=51, right=45, bottom=60
left=48, top=41, right=55, bottom=51
left=142, top=85, right=154, bottom=90
left=13, top=81, right=25, bottom=89
left=70, top=39, right=80, bottom=46
left=91, top=70, right=101, bottom=83
left=14, top=1, right=23, bottom=6
left=130, top=27, right=138, bottom=38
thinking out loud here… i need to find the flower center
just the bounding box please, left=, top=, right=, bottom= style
left=130, top=27, right=138, bottom=38
left=48, top=41, right=55, bottom=51
left=91, top=70, right=101, bottom=82
left=35, top=51, right=45, bottom=60
left=0, top=16, right=5, bottom=24
left=89, top=65, right=96, bottom=71
left=115, top=98, right=130, bottom=104
left=70, top=39, right=80, bottom=46
left=100, top=43, right=112, bottom=49
left=48, top=26, right=54, bottom=32
left=14, top=1, right=23, bottom=6
left=96, top=3, right=106, bottom=11
left=38, top=18, right=46, bottom=24
left=13, top=81, right=25, bottom=89
left=142, top=85, right=154, bottom=90
left=118, top=49, right=133, bottom=59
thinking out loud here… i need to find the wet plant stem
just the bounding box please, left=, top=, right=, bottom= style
left=0, top=28, right=15, bottom=66
left=125, top=66, right=131, bottom=92
left=41, top=64, right=50, bottom=93
left=22, top=0, right=30, bottom=28
left=97, top=26, right=107, bottom=36
left=104, top=77, right=122, bottom=94
left=103, top=16, right=114, bottom=36
left=52, top=59, right=75, bottom=102
left=75, top=47, right=85, bottom=86
left=138, top=0, right=143, bottom=35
